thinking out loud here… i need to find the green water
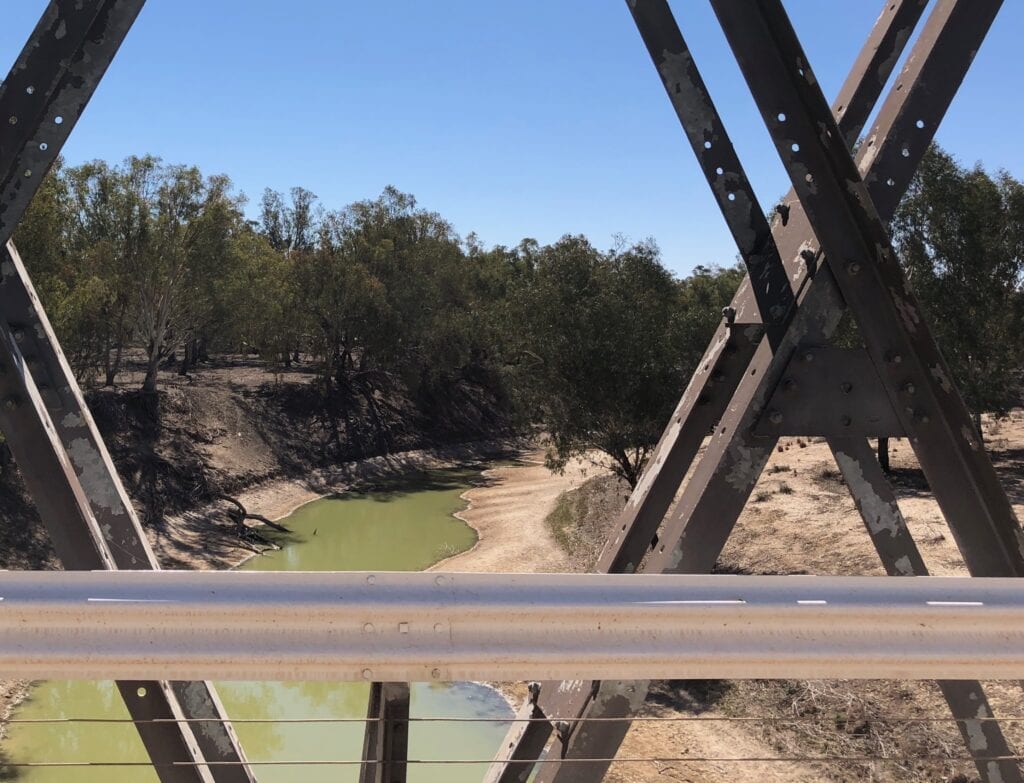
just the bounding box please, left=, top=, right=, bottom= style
left=2, top=467, right=513, bottom=781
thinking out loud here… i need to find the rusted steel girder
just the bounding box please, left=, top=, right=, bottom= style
left=593, top=0, right=927, bottom=582
left=486, top=2, right=933, bottom=779
left=0, top=3, right=254, bottom=781
left=829, top=436, right=1020, bottom=783
left=703, top=0, right=1020, bottom=576
left=487, top=1, right=1018, bottom=782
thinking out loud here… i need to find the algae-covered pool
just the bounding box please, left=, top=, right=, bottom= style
left=2, top=467, right=513, bottom=782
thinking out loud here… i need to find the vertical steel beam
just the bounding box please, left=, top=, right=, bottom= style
left=0, top=3, right=255, bottom=780
left=359, top=682, right=410, bottom=783
left=830, top=437, right=1021, bottom=783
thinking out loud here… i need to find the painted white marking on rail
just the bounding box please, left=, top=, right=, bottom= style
left=638, top=600, right=747, bottom=605
left=86, top=598, right=176, bottom=603
left=797, top=600, right=827, bottom=605
left=925, top=601, right=984, bottom=607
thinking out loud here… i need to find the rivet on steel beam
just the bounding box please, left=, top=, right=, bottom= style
left=12, top=329, right=24, bottom=343
left=366, top=575, right=376, bottom=585
left=431, top=668, right=441, bottom=680
left=362, top=669, right=373, bottom=680
left=902, top=382, right=916, bottom=394
left=802, top=351, right=814, bottom=363
left=435, top=575, right=447, bottom=586
left=886, top=352, right=903, bottom=364
left=916, top=411, right=930, bottom=424
left=782, top=378, right=797, bottom=392
left=846, top=261, right=861, bottom=275
left=768, top=410, right=783, bottom=425
left=841, top=415, right=852, bottom=427
left=2, top=396, right=20, bottom=410
left=840, top=382, right=853, bottom=394
left=363, top=623, right=374, bottom=633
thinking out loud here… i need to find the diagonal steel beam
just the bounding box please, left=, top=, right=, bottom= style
left=488, top=2, right=930, bottom=780
left=830, top=436, right=1021, bottom=783
left=488, top=2, right=1010, bottom=781
left=706, top=0, right=1020, bottom=576
left=0, top=3, right=255, bottom=780
left=595, top=0, right=926, bottom=581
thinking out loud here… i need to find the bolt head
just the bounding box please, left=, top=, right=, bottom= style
left=768, top=410, right=783, bottom=425
left=840, top=382, right=853, bottom=394
left=841, top=415, right=852, bottom=426
left=846, top=261, right=861, bottom=275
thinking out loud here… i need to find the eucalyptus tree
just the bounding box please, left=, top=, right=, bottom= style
left=892, top=145, right=1024, bottom=443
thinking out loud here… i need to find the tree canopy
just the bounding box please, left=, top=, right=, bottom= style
left=11, top=143, right=1022, bottom=481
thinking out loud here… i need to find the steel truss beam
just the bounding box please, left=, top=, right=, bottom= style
left=487, top=1, right=1020, bottom=782
left=359, top=682, right=410, bottom=783
left=1, top=571, right=1024, bottom=682
left=0, top=3, right=253, bottom=781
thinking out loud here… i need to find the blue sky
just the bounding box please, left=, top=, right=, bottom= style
left=2, top=1, right=1021, bottom=275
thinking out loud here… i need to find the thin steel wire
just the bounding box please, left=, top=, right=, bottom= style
left=6, top=714, right=1024, bottom=724
left=0, top=756, right=1017, bottom=767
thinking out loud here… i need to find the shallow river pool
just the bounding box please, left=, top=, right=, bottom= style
left=2, top=467, right=513, bottom=782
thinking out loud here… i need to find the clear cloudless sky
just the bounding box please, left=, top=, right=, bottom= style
left=1, top=1, right=1021, bottom=275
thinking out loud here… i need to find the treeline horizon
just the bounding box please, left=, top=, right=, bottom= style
left=11, top=144, right=1024, bottom=485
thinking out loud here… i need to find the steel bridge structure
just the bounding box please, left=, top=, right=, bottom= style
left=0, top=1, right=1021, bottom=782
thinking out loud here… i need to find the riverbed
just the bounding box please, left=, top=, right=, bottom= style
left=1, top=467, right=513, bottom=782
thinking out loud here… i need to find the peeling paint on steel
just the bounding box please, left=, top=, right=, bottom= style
left=893, top=555, right=914, bottom=576
left=930, top=363, right=952, bottom=393
left=889, top=285, right=920, bottom=333
left=833, top=449, right=901, bottom=538
left=66, top=436, right=121, bottom=512
left=725, top=445, right=760, bottom=492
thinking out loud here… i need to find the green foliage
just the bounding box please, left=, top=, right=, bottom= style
left=892, top=145, right=1024, bottom=422
left=504, top=236, right=740, bottom=487
left=18, top=141, right=1019, bottom=475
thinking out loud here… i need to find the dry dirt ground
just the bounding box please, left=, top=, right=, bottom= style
left=445, top=410, right=1024, bottom=783
left=429, top=454, right=607, bottom=574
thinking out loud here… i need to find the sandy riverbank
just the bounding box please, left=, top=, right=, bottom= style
left=149, top=439, right=526, bottom=571
left=431, top=451, right=603, bottom=573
